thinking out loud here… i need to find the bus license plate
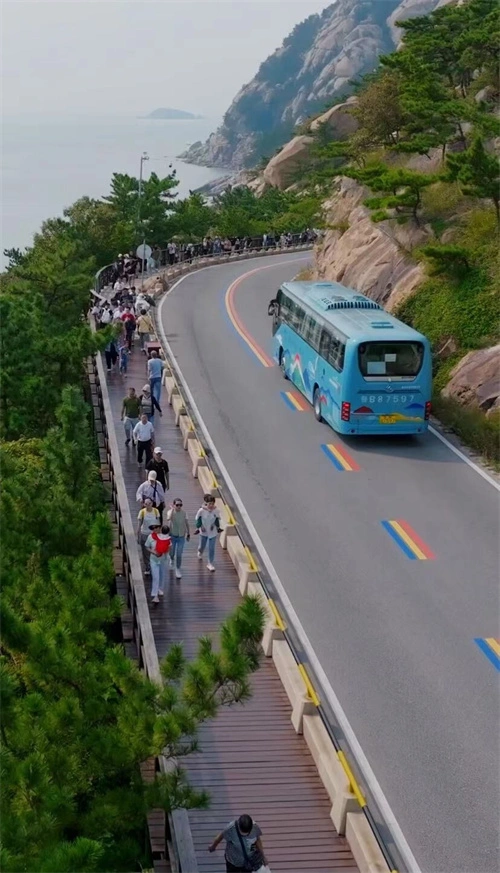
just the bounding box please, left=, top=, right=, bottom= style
left=380, top=414, right=399, bottom=424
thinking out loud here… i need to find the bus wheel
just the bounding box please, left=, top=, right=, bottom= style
left=279, top=349, right=288, bottom=379
left=313, top=387, right=322, bottom=422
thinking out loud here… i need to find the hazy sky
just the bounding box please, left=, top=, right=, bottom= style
left=2, top=1, right=330, bottom=117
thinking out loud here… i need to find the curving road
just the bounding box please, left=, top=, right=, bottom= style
left=159, top=253, right=500, bottom=873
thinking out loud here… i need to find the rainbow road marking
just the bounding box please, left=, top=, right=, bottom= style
left=381, top=519, right=435, bottom=560
left=321, top=443, right=361, bottom=472
left=281, top=391, right=309, bottom=411
left=474, top=638, right=500, bottom=672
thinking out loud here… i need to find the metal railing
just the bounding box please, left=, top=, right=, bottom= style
left=95, top=232, right=317, bottom=294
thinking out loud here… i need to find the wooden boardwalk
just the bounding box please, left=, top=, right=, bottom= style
left=104, top=343, right=357, bottom=873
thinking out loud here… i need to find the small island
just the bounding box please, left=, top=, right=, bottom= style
left=145, top=108, right=202, bottom=120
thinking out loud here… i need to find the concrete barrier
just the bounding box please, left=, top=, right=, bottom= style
left=346, top=811, right=388, bottom=873
left=214, top=498, right=236, bottom=545
left=226, top=532, right=259, bottom=595
left=187, top=438, right=205, bottom=477
left=179, top=414, right=195, bottom=448
left=245, top=580, right=284, bottom=657
left=302, top=714, right=358, bottom=834
left=272, top=639, right=316, bottom=734
left=164, top=375, right=178, bottom=405
left=171, top=393, right=186, bottom=425
left=197, top=463, right=219, bottom=497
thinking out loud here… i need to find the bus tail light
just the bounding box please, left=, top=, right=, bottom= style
left=424, top=401, right=431, bottom=420
left=341, top=401, right=351, bottom=422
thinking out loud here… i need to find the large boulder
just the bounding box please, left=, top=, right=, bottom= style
left=442, top=345, right=500, bottom=416
left=262, top=135, right=314, bottom=189
left=314, top=176, right=431, bottom=310
left=309, top=96, right=359, bottom=137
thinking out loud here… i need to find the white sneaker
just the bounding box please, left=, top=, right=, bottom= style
left=169, top=557, right=175, bottom=568
left=175, top=568, right=182, bottom=579
left=152, top=595, right=159, bottom=603
left=197, top=550, right=202, bottom=560
left=207, top=563, right=215, bottom=572
left=158, top=590, right=164, bottom=597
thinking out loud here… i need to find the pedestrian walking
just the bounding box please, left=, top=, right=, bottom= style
left=147, top=351, right=164, bottom=403
left=136, top=470, right=166, bottom=510
left=136, top=497, right=160, bottom=575
left=139, top=383, right=162, bottom=423
left=104, top=339, right=118, bottom=371
left=121, top=387, right=141, bottom=446
left=146, top=446, right=169, bottom=488
left=208, top=814, right=268, bottom=872
left=133, top=414, right=155, bottom=466
left=145, top=522, right=171, bottom=603
left=118, top=342, right=129, bottom=374
left=167, top=498, right=190, bottom=578
left=137, top=309, right=155, bottom=353
left=100, top=305, right=113, bottom=327
left=195, top=493, right=223, bottom=572
left=121, top=307, right=136, bottom=350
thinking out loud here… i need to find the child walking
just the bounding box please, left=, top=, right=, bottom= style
left=195, top=494, right=223, bottom=572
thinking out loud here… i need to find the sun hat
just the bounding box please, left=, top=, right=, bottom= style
left=154, top=447, right=163, bottom=454
left=149, top=521, right=161, bottom=529
left=147, top=470, right=157, bottom=480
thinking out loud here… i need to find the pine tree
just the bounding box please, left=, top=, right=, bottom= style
left=446, top=135, right=500, bottom=224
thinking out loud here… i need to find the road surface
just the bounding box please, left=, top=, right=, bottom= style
left=159, top=253, right=500, bottom=873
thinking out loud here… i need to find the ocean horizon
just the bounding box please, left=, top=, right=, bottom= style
left=1, top=113, right=226, bottom=266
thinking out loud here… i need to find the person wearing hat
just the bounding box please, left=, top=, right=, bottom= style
left=145, top=522, right=171, bottom=603
left=146, top=447, right=169, bottom=491
left=146, top=447, right=169, bottom=522
left=136, top=496, right=160, bottom=575
left=139, top=384, right=162, bottom=424
left=135, top=469, right=166, bottom=510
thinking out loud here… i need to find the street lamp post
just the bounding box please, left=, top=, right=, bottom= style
left=137, top=152, right=149, bottom=288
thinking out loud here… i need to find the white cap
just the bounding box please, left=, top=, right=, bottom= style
left=147, top=470, right=157, bottom=480
left=154, top=447, right=163, bottom=454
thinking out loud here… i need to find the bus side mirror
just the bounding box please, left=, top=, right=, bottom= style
left=268, top=300, right=277, bottom=316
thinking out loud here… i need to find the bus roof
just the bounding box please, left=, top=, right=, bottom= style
left=281, top=281, right=426, bottom=343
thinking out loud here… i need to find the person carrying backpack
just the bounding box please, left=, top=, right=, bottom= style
left=145, top=522, right=171, bottom=602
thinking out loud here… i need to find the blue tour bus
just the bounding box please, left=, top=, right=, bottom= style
left=267, top=281, right=432, bottom=435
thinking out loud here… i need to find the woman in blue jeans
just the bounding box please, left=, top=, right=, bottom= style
left=195, top=494, right=223, bottom=572
left=167, top=499, right=190, bottom=579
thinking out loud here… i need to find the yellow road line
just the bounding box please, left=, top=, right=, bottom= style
left=298, top=664, right=320, bottom=707
left=390, top=521, right=427, bottom=560
left=337, top=751, right=367, bottom=807
left=486, top=638, right=500, bottom=657
left=327, top=444, right=353, bottom=472
left=286, top=392, right=305, bottom=411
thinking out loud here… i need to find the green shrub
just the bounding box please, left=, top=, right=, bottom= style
left=432, top=394, right=500, bottom=463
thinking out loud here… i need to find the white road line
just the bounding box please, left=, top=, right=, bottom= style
left=158, top=258, right=424, bottom=873
left=428, top=425, right=500, bottom=492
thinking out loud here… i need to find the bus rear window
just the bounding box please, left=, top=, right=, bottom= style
left=358, top=342, right=424, bottom=379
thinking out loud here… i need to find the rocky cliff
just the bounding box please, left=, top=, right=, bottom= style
left=180, top=0, right=440, bottom=169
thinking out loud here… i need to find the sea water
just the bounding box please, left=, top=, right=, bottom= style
left=1, top=113, right=225, bottom=264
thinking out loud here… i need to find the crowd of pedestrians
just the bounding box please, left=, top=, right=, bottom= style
left=98, top=266, right=270, bottom=872
left=96, top=274, right=224, bottom=603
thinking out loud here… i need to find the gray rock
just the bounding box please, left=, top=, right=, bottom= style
left=180, top=0, right=443, bottom=170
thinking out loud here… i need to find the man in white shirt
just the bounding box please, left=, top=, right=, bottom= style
left=135, top=294, right=150, bottom=315
left=136, top=470, right=166, bottom=508
left=132, top=414, right=155, bottom=466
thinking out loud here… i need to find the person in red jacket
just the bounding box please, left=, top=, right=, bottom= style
left=145, top=522, right=171, bottom=603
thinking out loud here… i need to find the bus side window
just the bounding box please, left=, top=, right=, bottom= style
left=319, top=329, right=331, bottom=359
left=293, top=304, right=306, bottom=335
left=303, top=315, right=322, bottom=352
left=327, top=334, right=346, bottom=372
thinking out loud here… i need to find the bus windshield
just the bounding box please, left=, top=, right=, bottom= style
left=358, top=341, right=424, bottom=380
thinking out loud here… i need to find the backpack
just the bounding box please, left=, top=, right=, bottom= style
left=152, top=532, right=170, bottom=556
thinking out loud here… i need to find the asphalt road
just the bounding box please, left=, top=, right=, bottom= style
left=159, top=253, right=500, bottom=873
